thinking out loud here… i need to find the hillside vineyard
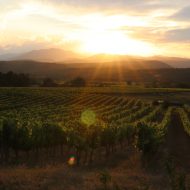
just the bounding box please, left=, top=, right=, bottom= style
left=0, top=88, right=190, bottom=166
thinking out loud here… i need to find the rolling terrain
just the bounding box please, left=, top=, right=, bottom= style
left=1, top=60, right=190, bottom=84
left=1, top=48, right=190, bottom=68
left=0, top=87, right=190, bottom=189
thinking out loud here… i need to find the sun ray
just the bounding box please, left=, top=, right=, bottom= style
left=88, top=62, right=105, bottom=83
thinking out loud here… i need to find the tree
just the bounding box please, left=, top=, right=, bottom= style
left=0, top=71, right=31, bottom=87
left=69, top=77, right=86, bottom=87
left=126, top=80, right=132, bottom=86
left=42, top=78, right=57, bottom=87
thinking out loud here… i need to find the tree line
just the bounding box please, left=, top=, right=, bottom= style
left=42, top=77, right=86, bottom=87
left=0, top=71, right=87, bottom=87
left=0, top=72, right=31, bottom=87
left=1, top=71, right=189, bottom=89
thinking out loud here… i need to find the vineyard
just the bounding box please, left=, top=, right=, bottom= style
left=0, top=87, right=190, bottom=166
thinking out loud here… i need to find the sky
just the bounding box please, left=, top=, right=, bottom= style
left=0, top=0, right=190, bottom=57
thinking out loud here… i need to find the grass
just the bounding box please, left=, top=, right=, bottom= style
left=0, top=151, right=172, bottom=190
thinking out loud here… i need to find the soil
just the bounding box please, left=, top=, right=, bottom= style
left=167, top=109, right=190, bottom=171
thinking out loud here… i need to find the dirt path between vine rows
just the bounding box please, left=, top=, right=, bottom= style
left=167, top=109, right=190, bottom=171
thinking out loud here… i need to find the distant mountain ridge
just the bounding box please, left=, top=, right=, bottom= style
left=0, top=48, right=190, bottom=68
left=0, top=60, right=68, bottom=78
left=0, top=60, right=190, bottom=84
left=152, top=56, right=190, bottom=68
left=0, top=48, right=81, bottom=62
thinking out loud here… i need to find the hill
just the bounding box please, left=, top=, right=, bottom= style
left=0, top=48, right=190, bottom=68
left=0, top=60, right=69, bottom=78
left=0, top=48, right=81, bottom=62
left=0, top=60, right=190, bottom=84
left=152, top=56, right=190, bottom=68
left=0, top=58, right=171, bottom=78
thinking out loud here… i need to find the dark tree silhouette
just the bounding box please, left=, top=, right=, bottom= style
left=69, top=77, right=86, bottom=87
left=42, top=78, right=57, bottom=87
left=0, top=71, right=31, bottom=87
left=126, top=80, right=132, bottom=86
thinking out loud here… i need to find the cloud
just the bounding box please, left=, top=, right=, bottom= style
left=46, top=0, right=190, bottom=17
left=163, top=28, right=190, bottom=42
left=0, top=37, right=65, bottom=55
left=127, top=26, right=190, bottom=43
left=170, top=6, right=190, bottom=21
left=1, top=0, right=190, bottom=57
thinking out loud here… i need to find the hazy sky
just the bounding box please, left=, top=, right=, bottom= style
left=1, top=0, right=190, bottom=57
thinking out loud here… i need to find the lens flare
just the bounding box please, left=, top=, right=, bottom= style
left=68, top=156, right=75, bottom=166
left=81, top=109, right=96, bottom=126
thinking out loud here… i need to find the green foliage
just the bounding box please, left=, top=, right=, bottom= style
left=136, top=122, right=162, bottom=156
left=177, top=107, right=190, bottom=136
left=0, top=88, right=179, bottom=165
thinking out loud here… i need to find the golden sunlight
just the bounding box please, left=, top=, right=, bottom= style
left=80, top=31, right=155, bottom=56
left=66, top=14, right=156, bottom=56
left=1, top=0, right=190, bottom=58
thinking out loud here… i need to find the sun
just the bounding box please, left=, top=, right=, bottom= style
left=80, top=31, right=155, bottom=56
